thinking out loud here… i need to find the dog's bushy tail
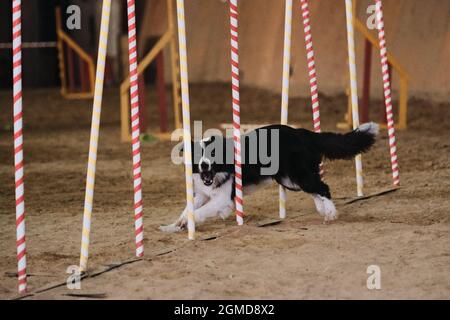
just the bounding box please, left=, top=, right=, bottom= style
left=314, top=122, right=379, bottom=160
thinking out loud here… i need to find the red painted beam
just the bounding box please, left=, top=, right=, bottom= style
left=66, top=44, right=75, bottom=93
left=80, top=58, right=88, bottom=92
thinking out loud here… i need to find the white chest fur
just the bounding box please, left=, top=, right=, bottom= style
left=194, top=173, right=234, bottom=198
left=193, top=174, right=213, bottom=196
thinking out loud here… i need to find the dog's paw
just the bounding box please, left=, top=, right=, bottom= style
left=218, top=205, right=234, bottom=220
left=322, top=198, right=338, bottom=222
left=159, top=224, right=183, bottom=233
left=312, top=196, right=326, bottom=217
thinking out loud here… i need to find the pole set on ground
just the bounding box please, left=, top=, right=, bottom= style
left=79, top=0, right=145, bottom=271
left=12, top=0, right=27, bottom=294
left=229, top=0, right=244, bottom=226
left=344, top=0, right=400, bottom=196
left=300, top=0, right=323, bottom=175
left=175, top=0, right=196, bottom=240
left=174, top=0, right=245, bottom=236
left=300, top=0, right=322, bottom=135
left=79, top=0, right=112, bottom=272
left=126, top=0, right=145, bottom=257
left=279, top=0, right=324, bottom=219
left=374, top=0, right=400, bottom=186
left=278, top=0, right=293, bottom=220
left=345, top=0, right=365, bottom=197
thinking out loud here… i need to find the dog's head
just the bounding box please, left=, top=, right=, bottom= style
left=179, top=135, right=233, bottom=187
left=197, top=136, right=219, bottom=186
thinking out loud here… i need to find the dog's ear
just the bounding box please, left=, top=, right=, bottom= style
left=178, top=140, right=195, bottom=153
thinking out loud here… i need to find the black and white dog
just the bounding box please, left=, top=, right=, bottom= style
left=160, top=122, right=379, bottom=233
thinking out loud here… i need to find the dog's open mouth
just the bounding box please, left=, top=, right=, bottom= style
left=202, top=179, right=213, bottom=186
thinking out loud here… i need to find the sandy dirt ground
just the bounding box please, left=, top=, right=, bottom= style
left=0, top=84, right=449, bottom=300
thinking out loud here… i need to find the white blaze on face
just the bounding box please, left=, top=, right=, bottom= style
left=198, top=138, right=212, bottom=173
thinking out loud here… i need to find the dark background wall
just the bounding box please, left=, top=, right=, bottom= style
left=0, top=0, right=146, bottom=90
left=0, top=0, right=60, bottom=89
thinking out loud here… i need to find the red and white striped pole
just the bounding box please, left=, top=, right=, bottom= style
left=12, top=0, right=27, bottom=294
left=300, top=0, right=324, bottom=177
left=126, top=0, right=144, bottom=257
left=374, top=0, right=400, bottom=186
left=229, top=0, right=244, bottom=225
left=300, top=0, right=321, bottom=134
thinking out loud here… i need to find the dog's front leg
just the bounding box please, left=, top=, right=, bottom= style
left=192, top=197, right=233, bottom=224
left=160, top=196, right=233, bottom=233
left=159, top=193, right=208, bottom=233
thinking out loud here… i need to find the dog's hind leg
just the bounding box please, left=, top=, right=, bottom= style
left=311, top=194, right=338, bottom=222
left=298, top=173, right=338, bottom=222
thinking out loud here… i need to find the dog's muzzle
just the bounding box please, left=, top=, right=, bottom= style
left=202, top=178, right=213, bottom=186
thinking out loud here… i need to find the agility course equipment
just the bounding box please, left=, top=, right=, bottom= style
left=120, top=0, right=182, bottom=142
left=279, top=0, right=324, bottom=219
left=7, top=0, right=165, bottom=291
left=342, top=0, right=401, bottom=194
left=374, top=0, right=400, bottom=186
left=229, top=0, right=244, bottom=226
left=174, top=0, right=245, bottom=235
left=12, top=0, right=27, bottom=294
left=126, top=0, right=145, bottom=258
left=6, top=1, right=407, bottom=294
left=345, top=0, right=365, bottom=197
left=79, top=0, right=113, bottom=272
left=300, top=0, right=324, bottom=175
left=278, top=0, right=293, bottom=220
left=1, top=7, right=95, bottom=101
left=176, top=0, right=196, bottom=240
left=79, top=0, right=145, bottom=270
left=338, top=0, right=409, bottom=131
left=300, top=0, right=322, bottom=135
left=55, top=7, right=95, bottom=100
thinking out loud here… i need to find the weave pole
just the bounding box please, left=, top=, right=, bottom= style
left=300, top=0, right=323, bottom=177
left=176, top=0, right=195, bottom=239
left=229, top=0, right=244, bottom=225
left=345, top=0, right=364, bottom=197
left=278, top=0, right=293, bottom=219
left=12, top=0, right=27, bottom=294
left=79, top=0, right=111, bottom=271
left=126, top=0, right=144, bottom=257
left=300, top=0, right=321, bottom=134
left=374, top=0, right=400, bottom=186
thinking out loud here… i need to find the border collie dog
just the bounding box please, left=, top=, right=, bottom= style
left=160, top=123, right=379, bottom=233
